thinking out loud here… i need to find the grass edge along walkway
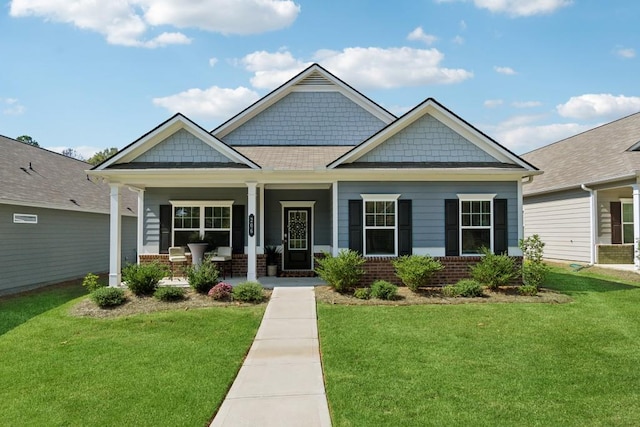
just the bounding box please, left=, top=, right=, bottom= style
left=0, top=284, right=264, bottom=426
left=318, top=265, right=640, bottom=427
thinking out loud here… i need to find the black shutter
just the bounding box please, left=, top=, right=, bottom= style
left=611, top=201, right=622, bottom=244
left=493, top=199, right=508, bottom=255
left=348, top=200, right=363, bottom=254
left=398, top=200, right=412, bottom=256
left=445, top=199, right=459, bottom=256
left=232, top=205, right=245, bottom=254
left=159, top=204, right=172, bottom=254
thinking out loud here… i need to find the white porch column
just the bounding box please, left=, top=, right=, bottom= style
left=259, top=184, right=265, bottom=251
left=136, top=188, right=145, bottom=264
left=332, top=181, right=339, bottom=256
left=633, top=184, right=640, bottom=270
left=109, top=184, right=122, bottom=287
left=247, top=182, right=258, bottom=281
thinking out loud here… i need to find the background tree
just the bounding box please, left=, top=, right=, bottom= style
left=87, top=147, right=118, bottom=165
left=16, top=135, right=39, bottom=147
left=61, top=147, right=85, bottom=161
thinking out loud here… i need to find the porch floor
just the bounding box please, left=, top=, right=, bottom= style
left=159, top=276, right=328, bottom=288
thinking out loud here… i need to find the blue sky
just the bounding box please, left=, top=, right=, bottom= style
left=1, top=0, right=639, bottom=159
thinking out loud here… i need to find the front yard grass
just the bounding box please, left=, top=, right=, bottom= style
left=0, top=281, right=264, bottom=426
left=318, top=265, right=640, bottom=426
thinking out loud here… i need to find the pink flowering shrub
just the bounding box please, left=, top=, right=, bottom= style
left=208, top=282, right=233, bottom=301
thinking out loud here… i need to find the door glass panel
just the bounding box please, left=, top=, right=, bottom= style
left=288, top=210, right=308, bottom=250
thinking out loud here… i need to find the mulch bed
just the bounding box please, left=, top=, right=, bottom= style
left=315, top=285, right=572, bottom=306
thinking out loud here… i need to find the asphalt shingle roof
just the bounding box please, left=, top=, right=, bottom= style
left=235, top=146, right=352, bottom=170
left=1, top=135, right=136, bottom=215
left=522, top=112, right=640, bottom=195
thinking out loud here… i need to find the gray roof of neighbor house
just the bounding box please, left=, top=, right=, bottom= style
left=0, top=134, right=136, bottom=215
left=522, top=112, right=640, bottom=196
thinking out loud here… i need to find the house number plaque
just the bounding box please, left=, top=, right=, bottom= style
left=248, top=214, right=255, bottom=237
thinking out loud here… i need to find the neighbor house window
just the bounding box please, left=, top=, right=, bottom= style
left=362, top=194, right=400, bottom=256
left=622, top=200, right=634, bottom=244
left=458, top=194, right=495, bottom=255
left=171, top=201, right=233, bottom=249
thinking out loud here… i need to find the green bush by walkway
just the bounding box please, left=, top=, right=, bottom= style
left=318, top=265, right=640, bottom=426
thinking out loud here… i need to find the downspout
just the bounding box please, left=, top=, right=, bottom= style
left=581, top=184, right=596, bottom=265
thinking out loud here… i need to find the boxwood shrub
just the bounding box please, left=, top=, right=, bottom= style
left=232, top=281, right=264, bottom=303
left=154, top=286, right=185, bottom=302
left=122, top=262, right=168, bottom=296
left=91, top=287, right=126, bottom=308
left=370, top=280, right=398, bottom=300
left=393, top=255, right=443, bottom=291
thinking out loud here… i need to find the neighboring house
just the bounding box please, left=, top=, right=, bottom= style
left=90, top=64, right=539, bottom=286
left=522, top=112, right=640, bottom=269
left=0, top=135, right=138, bottom=295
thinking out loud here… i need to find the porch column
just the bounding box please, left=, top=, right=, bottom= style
left=247, top=182, right=258, bottom=281
left=633, top=184, right=640, bottom=270
left=109, top=184, right=122, bottom=287
left=259, top=184, right=265, bottom=251
left=332, top=181, right=339, bottom=256
left=136, top=188, right=145, bottom=264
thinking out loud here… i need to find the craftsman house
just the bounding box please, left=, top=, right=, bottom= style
left=90, top=64, right=539, bottom=286
left=522, top=112, right=640, bottom=268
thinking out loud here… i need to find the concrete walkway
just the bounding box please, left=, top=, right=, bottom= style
left=210, top=287, right=332, bottom=427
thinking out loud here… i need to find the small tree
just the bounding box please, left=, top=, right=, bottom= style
left=315, top=250, right=365, bottom=293
left=16, top=135, right=39, bottom=147
left=519, top=234, right=549, bottom=289
left=87, top=147, right=118, bottom=165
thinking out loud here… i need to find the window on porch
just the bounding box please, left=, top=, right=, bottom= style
left=171, top=201, right=233, bottom=249
left=622, top=201, right=634, bottom=244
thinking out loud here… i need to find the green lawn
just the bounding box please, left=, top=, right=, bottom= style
left=318, top=265, right=640, bottom=426
left=0, top=282, right=264, bottom=426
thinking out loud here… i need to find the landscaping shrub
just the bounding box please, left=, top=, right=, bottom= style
left=315, top=250, right=365, bottom=293
left=186, top=262, right=219, bottom=294
left=393, top=255, right=443, bottom=291
left=91, top=287, right=126, bottom=308
left=232, top=281, right=264, bottom=303
left=82, top=272, right=105, bottom=293
left=470, top=249, right=518, bottom=290
left=370, top=280, right=398, bottom=300
left=518, top=284, right=539, bottom=296
left=519, top=234, right=549, bottom=288
left=208, top=282, right=233, bottom=301
left=353, top=287, right=370, bottom=300
left=122, top=262, right=168, bottom=296
left=442, top=279, right=484, bottom=297
left=154, top=286, right=185, bottom=302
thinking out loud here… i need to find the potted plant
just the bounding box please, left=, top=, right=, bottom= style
left=187, top=232, right=209, bottom=267
left=264, top=245, right=281, bottom=277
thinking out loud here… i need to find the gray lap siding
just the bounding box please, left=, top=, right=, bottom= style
left=337, top=181, right=519, bottom=252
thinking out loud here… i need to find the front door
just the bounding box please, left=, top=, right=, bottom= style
left=283, top=207, right=312, bottom=270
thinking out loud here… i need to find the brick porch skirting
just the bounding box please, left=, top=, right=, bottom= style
left=140, top=254, right=523, bottom=286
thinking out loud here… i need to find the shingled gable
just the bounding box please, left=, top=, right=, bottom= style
left=327, top=98, right=538, bottom=172
left=212, top=63, right=396, bottom=140
left=93, top=113, right=259, bottom=171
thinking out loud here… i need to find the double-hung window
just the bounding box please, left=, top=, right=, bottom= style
left=621, top=199, right=634, bottom=244
left=362, top=194, right=400, bottom=256
left=171, top=201, right=233, bottom=249
left=458, top=194, right=495, bottom=255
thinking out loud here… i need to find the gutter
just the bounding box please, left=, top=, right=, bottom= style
left=581, top=184, right=597, bottom=265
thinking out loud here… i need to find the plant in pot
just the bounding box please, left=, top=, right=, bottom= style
left=264, top=245, right=281, bottom=277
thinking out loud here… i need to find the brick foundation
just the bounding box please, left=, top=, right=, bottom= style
left=140, top=253, right=523, bottom=286
left=597, top=244, right=634, bottom=264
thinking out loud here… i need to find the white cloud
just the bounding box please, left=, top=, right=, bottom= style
left=486, top=115, right=592, bottom=153
left=436, top=0, right=572, bottom=17
left=459, top=20, right=467, bottom=30
left=1, top=97, right=26, bottom=115
left=241, top=47, right=473, bottom=90
left=556, top=94, right=640, bottom=120
left=614, top=47, right=636, bottom=59
left=407, top=27, right=438, bottom=45
left=152, top=86, right=260, bottom=119
left=452, top=35, right=465, bottom=45
left=512, top=100, right=542, bottom=108
left=9, top=0, right=300, bottom=47
left=484, top=99, right=503, bottom=108
left=494, top=66, right=517, bottom=75
left=209, top=57, right=218, bottom=67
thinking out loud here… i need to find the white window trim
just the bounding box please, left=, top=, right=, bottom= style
left=361, top=194, right=401, bottom=257
left=457, top=194, right=496, bottom=256
left=169, top=200, right=234, bottom=246
left=13, top=213, right=38, bottom=224
left=621, top=198, right=634, bottom=244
